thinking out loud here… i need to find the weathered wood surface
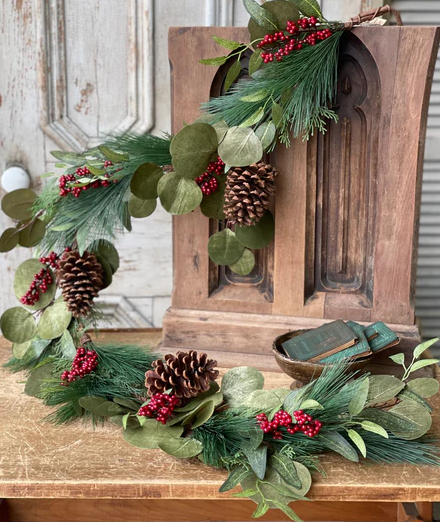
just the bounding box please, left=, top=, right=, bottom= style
left=0, top=330, right=440, bottom=502
left=165, top=26, right=440, bottom=355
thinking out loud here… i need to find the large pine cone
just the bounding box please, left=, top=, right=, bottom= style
left=56, top=250, right=104, bottom=317
left=224, top=161, right=278, bottom=226
left=145, top=351, right=219, bottom=400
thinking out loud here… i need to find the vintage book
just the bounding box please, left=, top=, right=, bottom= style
left=363, top=322, right=400, bottom=353
left=320, top=321, right=372, bottom=363
left=280, top=320, right=358, bottom=362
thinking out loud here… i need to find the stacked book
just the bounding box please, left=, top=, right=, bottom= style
left=279, top=320, right=400, bottom=364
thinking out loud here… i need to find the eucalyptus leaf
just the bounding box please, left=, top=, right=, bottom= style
left=14, top=259, right=56, bottom=311
left=188, top=400, right=216, bottom=429
left=348, top=378, right=369, bottom=416
left=221, top=366, right=264, bottom=407
left=37, top=299, right=72, bottom=340
left=0, top=228, right=19, bottom=252
left=235, top=211, right=274, bottom=249
left=208, top=228, right=244, bottom=266
left=270, top=453, right=302, bottom=489
left=243, top=0, right=279, bottom=30
left=407, top=377, right=440, bottom=398
left=113, top=397, right=142, bottom=411
left=94, top=240, right=120, bottom=274
left=409, top=359, right=440, bottom=374
left=218, top=126, right=263, bottom=167
left=389, top=353, right=405, bottom=365
left=158, top=437, right=203, bottom=458
left=170, top=123, right=218, bottom=178
left=224, top=60, right=242, bottom=92
left=240, top=107, right=265, bottom=128
left=398, top=389, right=432, bottom=412
left=290, top=0, right=322, bottom=18
left=12, top=339, right=32, bottom=359
left=212, top=35, right=243, bottom=50
left=174, top=381, right=220, bottom=412
left=248, top=1, right=300, bottom=45
left=123, top=419, right=183, bottom=449
left=366, top=375, right=405, bottom=406
left=255, top=121, right=276, bottom=150
left=1, top=189, right=37, bottom=220
left=361, top=421, right=389, bottom=438
left=272, top=102, right=283, bottom=127
left=16, top=336, right=51, bottom=362
left=249, top=49, right=264, bottom=76
left=212, top=120, right=229, bottom=144
left=98, top=145, right=129, bottom=163
left=389, top=399, right=432, bottom=440
left=79, top=397, right=125, bottom=417
left=220, top=465, right=252, bottom=493
left=96, top=256, right=113, bottom=289
left=269, top=500, right=302, bottom=522
left=413, top=338, right=439, bottom=359
left=24, top=361, right=55, bottom=397
left=157, top=172, right=203, bottom=215
left=50, top=151, right=84, bottom=165
left=241, top=441, right=267, bottom=480
left=128, top=194, right=157, bottom=218
left=359, top=408, right=418, bottom=433
left=130, top=162, right=164, bottom=200
left=242, top=389, right=286, bottom=418
left=283, top=383, right=313, bottom=414
left=347, top=429, right=367, bottom=458
left=18, top=219, right=46, bottom=248
left=240, top=89, right=269, bottom=103
left=199, top=56, right=228, bottom=66
left=229, top=248, right=255, bottom=276
left=200, top=175, right=226, bottom=220
left=59, top=330, right=77, bottom=359
left=299, top=399, right=323, bottom=411
left=319, top=432, right=359, bottom=462
left=0, top=307, right=36, bottom=343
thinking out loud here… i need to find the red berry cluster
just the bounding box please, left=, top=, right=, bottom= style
left=20, top=267, right=54, bottom=306
left=59, top=161, right=115, bottom=198
left=196, top=157, right=225, bottom=196
left=39, top=250, right=61, bottom=269
left=137, top=393, right=179, bottom=424
left=61, top=347, right=98, bottom=384
left=258, top=17, right=332, bottom=63
left=256, top=409, right=322, bottom=440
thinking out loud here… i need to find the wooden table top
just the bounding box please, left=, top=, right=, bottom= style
left=1, top=330, right=440, bottom=502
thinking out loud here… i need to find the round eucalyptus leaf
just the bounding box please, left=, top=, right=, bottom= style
left=218, top=126, right=263, bottom=167
left=157, top=172, right=203, bottom=215
left=208, top=229, right=244, bottom=266
left=94, top=240, right=120, bottom=274
left=407, top=378, right=440, bottom=398
left=0, top=307, right=36, bottom=343
left=389, top=399, right=432, bottom=440
left=24, top=361, right=56, bottom=397
left=128, top=194, right=157, bottom=218
left=96, top=255, right=113, bottom=290
left=200, top=175, right=226, bottom=220
left=123, top=420, right=183, bottom=450
left=158, top=437, right=203, bottom=459
left=248, top=1, right=300, bottom=45
left=130, top=162, right=164, bottom=200
left=221, top=366, right=264, bottom=407
left=255, top=121, right=276, bottom=151
left=1, top=189, right=37, bottom=220
left=18, top=219, right=46, bottom=248
left=0, top=228, right=19, bottom=252
left=212, top=120, right=229, bottom=144
left=235, top=210, right=275, bottom=249
left=14, top=259, right=56, bottom=311
left=12, top=339, right=32, bottom=359
left=37, top=299, right=72, bottom=340
left=170, top=123, right=218, bottom=179
left=229, top=248, right=255, bottom=275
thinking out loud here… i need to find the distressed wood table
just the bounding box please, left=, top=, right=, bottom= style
left=1, top=330, right=440, bottom=522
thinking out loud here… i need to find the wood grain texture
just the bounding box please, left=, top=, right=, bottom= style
left=0, top=331, right=440, bottom=502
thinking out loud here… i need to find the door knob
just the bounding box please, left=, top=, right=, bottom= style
left=1, top=165, right=31, bottom=192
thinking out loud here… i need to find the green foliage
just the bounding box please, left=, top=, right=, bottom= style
left=14, top=259, right=56, bottom=311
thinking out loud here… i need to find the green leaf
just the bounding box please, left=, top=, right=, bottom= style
left=79, top=397, right=124, bottom=417
left=122, top=413, right=131, bottom=430
left=24, top=361, right=55, bottom=397
left=240, top=89, right=269, bottom=103
left=208, top=228, right=244, bottom=266
left=389, top=353, right=405, bottom=365
left=269, top=500, right=302, bottom=522
left=158, top=437, right=203, bottom=458
left=94, top=240, right=120, bottom=274
left=0, top=228, right=19, bottom=252
left=199, top=56, right=228, bottom=66
left=249, top=50, right=264, bottom=76
left=347, top=429, right=367, bottom=458
left=248, top=1, right=300, bottom=44
left=413, top=338, right=439, bottom=359
left=218, top=126, right=263, bottom=167
left=189, top=400, right=216, bottom=429
left=123, top=419, right=183, bottom=449
left=37, top=299, right=72, bottom=340
left=85, top=163, right=105, bottom=176
left=130, top=162, right=164, bottom=200
left=407, top=377, right=440, bottom=398
left=220, top=465, right=252, bottom=493
left=243, top=0, right=279, bottom=30
left=113, top=397, right=142, bottom=411
left=1, top=189, right=37, bottom=220
left=229, top=248, right=255, bottom=276
left=0, top=307, right=36, bottom=343
left=233, top=488, right=259, bottom=498
left=224, top=60, right=242, bottom=92
left=366, top=375, right=405, bottom=406
left=170, top=123, right=218, bottom=179
left=289, top=0, right=323, bottom=18
left=389, top=400, right=433, bottom=440
left=98, top=145, right=129, bottom=163
left=12, top=339, right=32, bottom=359
left=157, top=172, right=203, bottom=215
left=349, top=378, right=369, bottom=416
left=128, top=194, right=157, bottom=218
left=409, top=359, right=440, bottom=374
left=235, top=210, right=275, bottom=249
left=283, top=383, right=313, bottom=414
left=359, top=408, right=418, bottom=433
left=96, top=256, right=113, bottom=289
left=18, top=219, right=46, bottom=248
left=270, top=453, right=302, bottom=489
left=271, top=102, right=283, bottom=127
left=240, top=107, right=265, bottom=128
left=242, top=442, right=267, bottom=480
left=14, top=259, right=56, bottom=311
left=50, top=151, right=84, bottom=165
left=299, top=399, right=323, bottom=411
left=252, top=502, right=269, bottom=518
left=320, top=432, right=359, bottom=462
left=200, top=174, right=226, bottom=220
left=221, top=366, right=264, bottom=407
left=361, top=421, right=389, bottom=438
left=242, top=389, right=286, bottom=418
left=174, top=381, right=220, bottom=412
left=59, top=330, right=77, bottom=359
left=255, top=121, right=276, bottom=150
left=14, top=335, right=51, bottom=361
left=212, top=35, right=243, bottom=50
left=398, top=389, right=433, bottom=412
left=212, top=120, right=229, bottom=144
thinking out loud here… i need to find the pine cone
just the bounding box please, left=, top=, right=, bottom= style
left=56, top=250, right=104, bottom=317
left=145, top=351, right=219, bottom=400
left=224, top=161, right=278, bottom=226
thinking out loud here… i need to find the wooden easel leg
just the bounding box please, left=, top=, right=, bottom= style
left=398, top=503, right=433, bottom=522
left=0, top=499, right=8, bottom=522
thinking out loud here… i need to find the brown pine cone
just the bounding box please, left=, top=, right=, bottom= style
left=145, top=351, right=219, bottom=400
left=56, top=250, right=104, bottom=317
left=224, top=161, right=278, bottom=226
